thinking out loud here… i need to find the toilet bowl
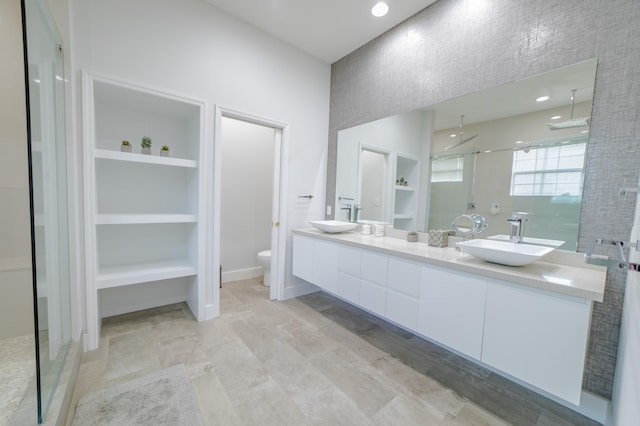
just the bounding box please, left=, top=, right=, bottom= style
left=257, top=250, right=271, bottom=286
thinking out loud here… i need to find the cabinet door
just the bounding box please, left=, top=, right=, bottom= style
left=482, top=282, right=591, bottom=405
left=292, top=235, right=314, bottom=284
left=360, top=279, right=386, bottom=316
left=337, top=273, right=360, bottom=304
left=386, top=258, right=421, bottom=330
left=313, top=239, right=339, bottom=293
left=419, top=266, right=487, bottom=360
left=360, top=251, right=388, bottom=285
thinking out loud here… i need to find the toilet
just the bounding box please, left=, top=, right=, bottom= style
left=257, top=250, right=271, bottom=286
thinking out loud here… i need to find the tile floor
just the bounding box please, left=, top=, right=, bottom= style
left=0, top=333, right=35, bottom=425
left=69, top=278, right=600, bottom=425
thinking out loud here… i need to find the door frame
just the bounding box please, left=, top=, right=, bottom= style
left=213, top=106, right=288, bottom=307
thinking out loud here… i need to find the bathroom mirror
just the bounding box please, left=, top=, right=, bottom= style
left=335, top=58, right=597, bottom=248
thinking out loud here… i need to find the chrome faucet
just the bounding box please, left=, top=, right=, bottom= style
left=341, top=204, right=352, bottom=222
left=507, top=211, right=528, bottom=243
left=352, top=204, right=363, bottom=222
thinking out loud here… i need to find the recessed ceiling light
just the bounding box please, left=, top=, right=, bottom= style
left=536, top=96, right=550, bottom=102
left=515, top=140, right=523, bottom=144
left=581, top=130, right=589, bottom=134
left=550, top=115, right=561, bottom=120
left=450, top=134, right=457, bottom=138
left=371, top=2, right=389, bottom=17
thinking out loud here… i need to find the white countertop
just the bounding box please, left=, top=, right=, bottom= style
left=293, top=228, right=606, bottom=302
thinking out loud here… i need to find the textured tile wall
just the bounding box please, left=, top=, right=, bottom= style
left=327, top=0, right=640, bottom=400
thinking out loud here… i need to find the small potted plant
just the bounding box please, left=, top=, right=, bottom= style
left=120, top=140, right=131, bottom=152
left=160, top=145, right=170, bottom=157
left=399, top=177, right=407, bottom=186
left=407, top=231, right=418, bottom=242
left=141, top=136, right=152, bottom=154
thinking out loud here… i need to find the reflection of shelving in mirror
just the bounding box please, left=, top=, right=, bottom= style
left=395, top=185, right=415, bottom=192
left=393, top=154, right=420, bottom=230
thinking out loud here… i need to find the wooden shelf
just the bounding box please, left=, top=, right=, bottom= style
left=95, top=214, right=197, bottom=225
left=97, top=260, right=197, bottom=289
left=95, top=148, right=197, bottom=168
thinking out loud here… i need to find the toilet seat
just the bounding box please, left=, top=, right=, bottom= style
left=258, top=250, right=271, bottom=259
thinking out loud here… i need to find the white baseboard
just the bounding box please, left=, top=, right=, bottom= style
left=222, top=267, right=263, bottom=283
left=204, top=303, right=218, bottom=320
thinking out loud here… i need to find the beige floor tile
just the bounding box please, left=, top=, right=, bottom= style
left=317, top=321, right=388, bottom=364
left=420, top=388, right=468, bottom=422
left=373, top=393, right=446, bottom=425
left=204, top=338, right=270, bottom=399
left=304, top=386, right=371, bottom=426
left=191, top=371, right=243, bottom=426
left=372, top=354, right=446, bottom=398
left=104, top=328, right=161, bottom=383
left=232, top=378, right=311, bottom=426
left=448, top=402, right=512, bottom=426
left=195, top=316, right=240, bottom=353
left=68, top=280, right=535, bottom=426
left=310, top=347, right=396, bottom=416
left=158, top=334, right=212, bottom=379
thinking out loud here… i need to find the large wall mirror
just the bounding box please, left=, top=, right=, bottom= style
left=335, top=59, right=597, bottom=250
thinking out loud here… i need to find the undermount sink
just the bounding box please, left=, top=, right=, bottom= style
left=309, top=220, right=358, bottom=233
left=456, top=239, right=554, bottom=266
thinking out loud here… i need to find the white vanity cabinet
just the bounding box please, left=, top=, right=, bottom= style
left=482, top=281, right=592, bottom=405
left=291, top=234, right=314, bottom=283
left=386, top=258, right=421, bottom=330
left=292, top=235, right=338, bottom=293
left=291, top=230, right=603, bottom=406
left=313, top=239, right=339, bottom=294
left=419, top=265, right=487, bottom=360
left=359, top=251, right=388, bottom=316
left=336, top=245, right=361, bottom=303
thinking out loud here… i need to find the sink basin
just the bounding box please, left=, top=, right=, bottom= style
left=487, top=234, right=565, bottom=248
left=310, top=220, right=358, bottom=233
left=456, top=239, right=554, bottom=266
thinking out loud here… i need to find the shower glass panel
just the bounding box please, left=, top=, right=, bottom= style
left=23, top=0, right=72, bottom=422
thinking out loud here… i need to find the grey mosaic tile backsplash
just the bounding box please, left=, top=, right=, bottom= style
left=327, top=0, right=640, bottom=399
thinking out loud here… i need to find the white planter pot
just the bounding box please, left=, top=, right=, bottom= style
left=141, top=147, right=151, bottom=155
left=121, top=145, right=132, bottom=152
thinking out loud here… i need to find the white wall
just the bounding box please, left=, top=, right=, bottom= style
left=221, top=117, right=274, bottom=281
left=70, top=0, right=330, bottom=313
left=0, top=0, right=35, bottom=340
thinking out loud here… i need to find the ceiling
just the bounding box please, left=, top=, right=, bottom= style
left=203, top=0, right=438, bottom=63
left=429, top=59, right=597, bottom=131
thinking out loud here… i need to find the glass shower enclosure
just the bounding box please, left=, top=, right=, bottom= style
left=23, top=0, right=72, bottom=422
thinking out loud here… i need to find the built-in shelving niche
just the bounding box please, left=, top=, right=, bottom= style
left=82, top=72, right=208, bottom=350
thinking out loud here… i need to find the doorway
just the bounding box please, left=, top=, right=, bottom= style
left=213, top=107, right=288, bottom=309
